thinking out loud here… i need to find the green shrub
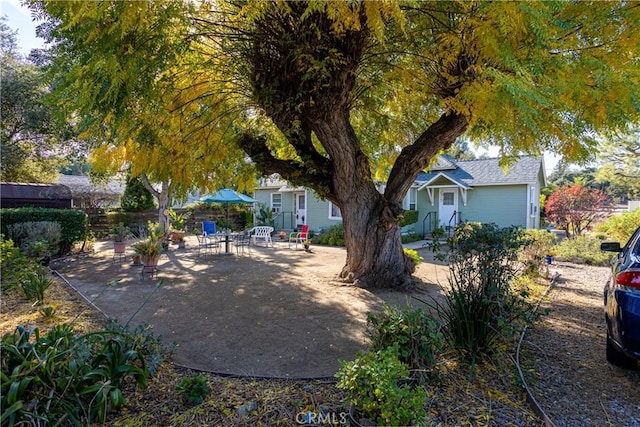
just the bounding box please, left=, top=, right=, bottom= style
left=366, top=304, right=442, bottom=382
left=6, top=221, right=60, bottom=259
left=518, top=229, right=557, bottom=277
left=552, top=234, right=612, bottom=266
left=433, top=223, right=534, bottom=367
left=0, top=235, right=31, bottom=291
left=336, top=347, right=426, bottom=426
left=0, top=208, right=87, bottom=255
left=400, top=210, right=419, bottom=227
left=0, top=319, right=171, bottom=426
left=177, top=374, right=211, bottom=406
left=121, top=175, right=156, bottom=212
left=314, top=223, right=345, bottom=246
left=597, top=209, right=640, bottom=244
left=401, top=229, right=423, bottom=243
left=403, top=248, right=423, bottom=273
left=20, top=269, right=52, bottom=304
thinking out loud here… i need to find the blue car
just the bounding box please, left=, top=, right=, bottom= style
left=601, top=226, right=640, bottom=369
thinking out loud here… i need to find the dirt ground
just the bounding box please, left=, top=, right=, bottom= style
left=52, top=237, right=449, bottom=379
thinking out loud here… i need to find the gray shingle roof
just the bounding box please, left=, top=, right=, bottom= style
left=58, top=175, right=125, bottom=194
left=416, top=156, right=543, bottom=187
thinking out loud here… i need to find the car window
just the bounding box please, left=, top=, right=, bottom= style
left=625, top=226, right=640, bottom=257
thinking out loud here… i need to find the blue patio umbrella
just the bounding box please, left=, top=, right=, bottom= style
left=199, top=188, right=257, bottom=229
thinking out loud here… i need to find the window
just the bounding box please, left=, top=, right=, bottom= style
left=442, top=192, right=454, bottom=206
left=271, top=193, right=282, bottom=213
left=405, top=188, right=417, bottom=211
left=329, top=202, right=342, bottom=219
left=530, top=186, right=536, bottom=216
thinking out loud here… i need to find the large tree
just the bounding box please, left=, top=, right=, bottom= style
left=595, top=125, right=640, bottom=200
left=35, top=1, right=640, bottom=288
left=545, top=183, right=612, bottom=236
left=0, top=19, right=66, bottom=182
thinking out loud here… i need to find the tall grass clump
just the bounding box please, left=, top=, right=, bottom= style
left=20, top=269, right=53, bottom=305
left=432, top=223, right=534, bottom=368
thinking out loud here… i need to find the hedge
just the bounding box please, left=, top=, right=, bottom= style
left=0, top=207, right=87, bottom=255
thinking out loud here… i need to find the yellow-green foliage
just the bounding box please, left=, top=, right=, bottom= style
left=403, top=248, right=423, bottom=271
left=552, top=235, right=612, bottom=266
left=40, top=1, right=640, bottom=190
left=597, top=209, right=640, bottom=244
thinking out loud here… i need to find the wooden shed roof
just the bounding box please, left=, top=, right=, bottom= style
left=1, top=182, right=72, bottom=200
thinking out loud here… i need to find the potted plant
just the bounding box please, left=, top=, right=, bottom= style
left=132, top=238, right=163, bottom=267
left=111, top=222, right=130, bottom=254
left=168, top=209, right=189, bottom=243
left=133, top=221, right=164, bottom=267
left=303, top=240, right=311, bottom=252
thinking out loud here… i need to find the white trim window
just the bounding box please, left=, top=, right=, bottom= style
left=271, top=193, right=282, bottom=213
left=329, top=202, right=342, bottom=220
left=529, top=186, right=536, bottom=217
left=404, top=188, right=417, bottom=211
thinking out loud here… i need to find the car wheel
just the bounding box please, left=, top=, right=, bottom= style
left=606, top=335, right=638, bottom=369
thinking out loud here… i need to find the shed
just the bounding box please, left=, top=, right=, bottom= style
left=0, top=182, right=73, bottom=209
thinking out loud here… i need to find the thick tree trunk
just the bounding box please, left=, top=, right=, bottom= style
left=140, top=175, right=171, bottom=237
left=310, top=114, right=415, bottom=289
left=338, top=195, right=414, bottom=289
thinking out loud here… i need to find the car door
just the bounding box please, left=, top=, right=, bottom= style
left=606, top=226, right=640, bottom=339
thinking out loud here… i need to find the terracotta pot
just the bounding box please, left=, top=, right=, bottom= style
left=132, top=254, right=142, bottom=265
left=113, top=241, right=126, bottom=254
left=171, top=231, right=186, bottom=242
left=142, top=255, right=160, bottom=267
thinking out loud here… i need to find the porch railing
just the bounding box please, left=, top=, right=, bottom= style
left=272, top=211, right=296, bottom=231
left=422, top=211, right=437, bottom=238
left=446, top=210, right=462, bottom=234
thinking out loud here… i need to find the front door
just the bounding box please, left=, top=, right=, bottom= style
left=439, top=189, right=458, bottom=229
left=295, top=192, right=306, bottom=227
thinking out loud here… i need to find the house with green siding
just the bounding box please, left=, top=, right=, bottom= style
left=252, top=156, right=546, bottom=237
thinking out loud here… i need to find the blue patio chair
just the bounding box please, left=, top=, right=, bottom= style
left=199, top=221, right=221, bottom=255
left=202, top=221, right=216, bottom=236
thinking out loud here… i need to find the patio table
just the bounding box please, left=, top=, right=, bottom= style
left=218, top=232, right=240, bottom=255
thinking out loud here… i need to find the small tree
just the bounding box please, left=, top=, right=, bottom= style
left=545, top=184, right=611, bottom=237
left=121, top=175, right=156, bottom=212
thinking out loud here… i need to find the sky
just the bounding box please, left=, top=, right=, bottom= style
left=1, top=0, right=561, bottom=175
left=2, top=0, right=45, bottom=57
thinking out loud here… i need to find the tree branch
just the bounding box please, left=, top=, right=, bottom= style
left=386, top=111, right=468, bottom=201
left=237, top=132, right=333, bottom=198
